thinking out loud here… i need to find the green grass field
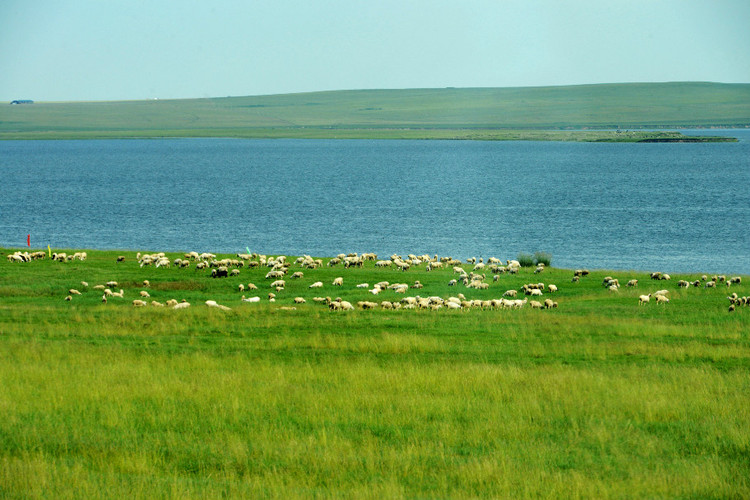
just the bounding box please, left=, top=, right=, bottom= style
left=2, top=82, right=747, bottom=141
left=1, top=247, right=748, bottom=498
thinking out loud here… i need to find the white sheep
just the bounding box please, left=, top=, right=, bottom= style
left=638, top=294, right=650, bottom=305
left=205, top=300, right=231, bottom=311
left=332, top=277, right=344, bottom=286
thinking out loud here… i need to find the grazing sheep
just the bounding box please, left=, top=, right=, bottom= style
left=332, top=277, right=344, bottom=286
left=106, top=281, right=118, bottom=288
left=241, top=296, right=261, bottom=303
left=111, top=289, right=125, bottom=298
left=132, top=300, right=147, bottom=307
left=293, top=297, right=307, bottom=304
left=247, top=283, right=258, bottom=290
left=655, top=295, right=670, bottom=305
left=64, top=295, right=72, bottom=301
left=626, top=280, right=638, bottom=287
left=173, top=302, right=191, bottom=310
left=705, top=281, right=716, bottom=289
left=291, top=272, right=304, bottom=279
left=69, top=289, right=82, bottom=295
left=230, top=269, right=240, bottom=276
left=143, top=280, right=150, bottom=287
left=211, top=267, right=229, bottom=278
left=238, top=284, right=245, bottom=293
left=140, top=290, right=150, bottom=298
left=653, top=290, right=669, bottom=297
left=529, top=300, right=543, bottom=309
left=503, top=290, right=517, bottom=298
left=309, top=281, right=324, bottom=288
left=270, top=280, right=286, bottom=289
left=638, top=294, right=651, bottom=305
left=80, top=281, right=89, bottom=288
left=205, top=300, right=231, bottom=311
left=356, top=283, right=369, bottom=288
left=547, top=284, right=558, bottom=293
left=150, top=301, right=164, bottom=307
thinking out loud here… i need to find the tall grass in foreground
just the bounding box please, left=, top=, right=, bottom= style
left=0, top=248, right=748, bottom=498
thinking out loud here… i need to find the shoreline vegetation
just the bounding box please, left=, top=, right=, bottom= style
left=0, top=128, right=738, bottom=142
left=1, top=247, right=748, bottom=497
left=2, top=82, right=748, bottom=142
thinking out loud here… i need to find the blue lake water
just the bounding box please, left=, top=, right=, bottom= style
left=1, top=131, right=749, bottom=274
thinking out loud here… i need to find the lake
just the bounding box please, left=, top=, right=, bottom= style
left=1, top=131, right=749, bottom=274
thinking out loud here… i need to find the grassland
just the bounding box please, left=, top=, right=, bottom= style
left=1, top=247, right=748, bottom=498
left=1, top=82, right=747, bottom=141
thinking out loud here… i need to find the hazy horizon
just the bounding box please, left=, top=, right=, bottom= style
left=2, top=1, right=749, bottom=102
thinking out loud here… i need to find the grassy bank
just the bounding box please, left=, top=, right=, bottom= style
left=2, top=82, right=747, bottom=141
left=1, top=248, right=748, bottom=498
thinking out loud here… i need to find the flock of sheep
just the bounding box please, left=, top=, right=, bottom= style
left=5, top=249, right=745, bottom=313
left=7, top=250, right=87, bottom=263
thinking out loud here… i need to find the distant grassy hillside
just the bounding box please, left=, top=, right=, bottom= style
left=1, top=82, right=748, bottom=140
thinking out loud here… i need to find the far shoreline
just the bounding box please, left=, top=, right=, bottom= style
left=0, top=128, right=737, bottom=142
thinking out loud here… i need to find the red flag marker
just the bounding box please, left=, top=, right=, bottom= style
left=27, top=234, right=30, bottom=247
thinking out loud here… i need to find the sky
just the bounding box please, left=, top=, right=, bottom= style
left=1, top=0, right=749, bottom=102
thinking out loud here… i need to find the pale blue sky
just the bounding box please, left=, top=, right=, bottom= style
left=2, top=0, right=749, bottom=101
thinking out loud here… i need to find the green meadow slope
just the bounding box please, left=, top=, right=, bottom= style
left=1, top=82, right=748, bottom=140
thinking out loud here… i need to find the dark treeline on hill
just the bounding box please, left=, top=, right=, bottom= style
left=1, top=82, right=748, bottom=140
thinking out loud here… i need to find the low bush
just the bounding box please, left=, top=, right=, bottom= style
left=534, top=251, right=552, bottom=267
left=516, top=252, right=535, bottom=267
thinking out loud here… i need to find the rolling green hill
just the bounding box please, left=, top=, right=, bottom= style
left=1, top=82, right=748, bottom=140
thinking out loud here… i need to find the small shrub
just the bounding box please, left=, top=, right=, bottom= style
left=516, top=252, right=535, bottom=267
left=534, top=251, right=552, bottom=267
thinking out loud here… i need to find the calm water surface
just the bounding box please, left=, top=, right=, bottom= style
left=1, top=131, right=749, bottom=274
